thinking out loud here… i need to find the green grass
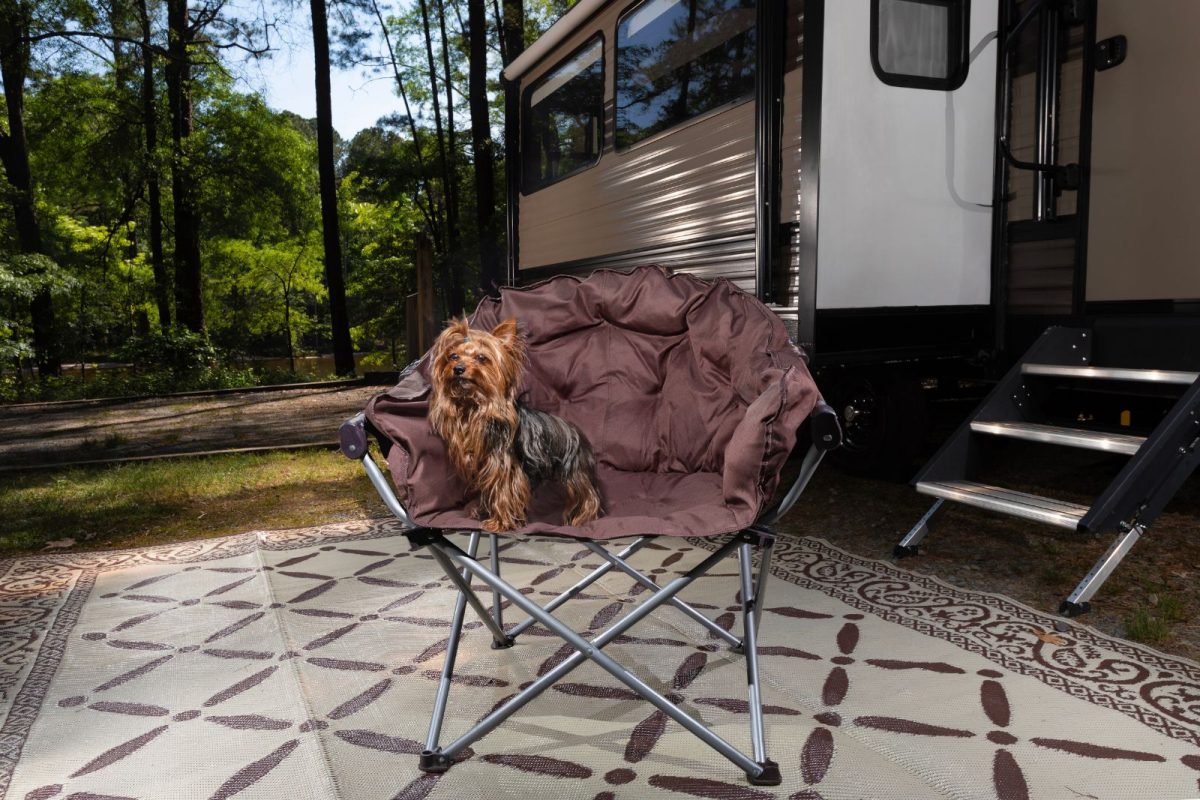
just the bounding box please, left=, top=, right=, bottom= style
left=1124, top=609, right=1170, bottom=645
left=0, top=449, right=387, bottom=558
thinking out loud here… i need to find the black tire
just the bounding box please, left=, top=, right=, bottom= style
left=826, top=372, right=929, bottom=480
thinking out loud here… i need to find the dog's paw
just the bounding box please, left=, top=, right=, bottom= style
left=482, top=517, right=522, bottom=533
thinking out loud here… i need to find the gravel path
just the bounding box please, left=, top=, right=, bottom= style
left=0, top=384, right=383, bottom=469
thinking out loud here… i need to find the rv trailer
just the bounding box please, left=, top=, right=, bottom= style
left=491, top=0, right=1200, bottom=479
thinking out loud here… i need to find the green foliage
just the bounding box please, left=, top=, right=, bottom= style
left=4, top=0, right=520, bottom=397
left=118, top=327, right=220, bottom=374
left=0, top=252, right=75, bottom=362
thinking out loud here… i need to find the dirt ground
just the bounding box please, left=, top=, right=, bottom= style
left=774, top=426, right=1200, bottom=663
left=0, top=384, right=381, bottom=469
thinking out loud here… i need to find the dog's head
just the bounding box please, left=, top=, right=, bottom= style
left=429, top=317, right=526, bottom=405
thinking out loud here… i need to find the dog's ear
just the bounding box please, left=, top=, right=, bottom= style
left=447, top=316, right=471, bottom=340
left=491, top=319, right=521, bottom=349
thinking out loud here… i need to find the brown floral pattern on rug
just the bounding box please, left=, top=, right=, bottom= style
left=0, top=520, right=1197, bottom=799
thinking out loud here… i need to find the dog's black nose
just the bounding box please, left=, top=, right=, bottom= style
left=452, top=365, right=465, bottom=376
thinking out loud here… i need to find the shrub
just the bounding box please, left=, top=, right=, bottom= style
left=118, top=327, right=220, bottom=376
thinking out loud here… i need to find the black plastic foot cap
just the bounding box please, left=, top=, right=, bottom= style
left=747, top=760, right=781, bottom=786
left=490, top=635, right=516, bottom=650
left=893, top=544, right=919, bottom=559
left=1059, top=600, right=1091, bottom=618
left=418, top=749, right=452, bottom=773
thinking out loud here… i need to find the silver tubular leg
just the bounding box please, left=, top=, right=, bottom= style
left=752, top=538, right=774, bottom=632
left=433, top=536, right=766, bottom=779
left=897, top=499, right=944, bottom=553
left=1062, top=524, right=1144, bottom=613
left=425, top=532, right=481, bottom=750
left=489, top=534, right=503, bottom=632
left=506, top=537, right=650, bottom=639
left=425, top=545, right=512, bottom=646
left=739, top=542, right=768, bottom=764
left=582, top=541, right=741, bottom=647
left=360, top=455, right=415, bottom=527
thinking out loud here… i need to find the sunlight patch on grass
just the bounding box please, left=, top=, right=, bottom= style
left=0, top=449, right=387, bottom=557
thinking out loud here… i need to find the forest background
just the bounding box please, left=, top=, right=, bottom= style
left=0, top=0, right=573, bottom=401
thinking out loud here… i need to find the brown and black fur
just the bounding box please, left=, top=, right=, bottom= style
left=427, top=317, right=602, bottom=532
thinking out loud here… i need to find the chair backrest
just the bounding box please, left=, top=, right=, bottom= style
left=469, top=266, right=803, bottom=475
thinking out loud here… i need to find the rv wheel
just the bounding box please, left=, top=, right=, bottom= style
left=827, top=373, right=927, bottom=479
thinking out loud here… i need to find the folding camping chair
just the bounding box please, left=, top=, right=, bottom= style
left=338, top=266, right=841, bottom=785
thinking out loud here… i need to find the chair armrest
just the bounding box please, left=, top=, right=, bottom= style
left=810, top=400, right=842, bottom=452
left=339, top=412, right=369, bottom=459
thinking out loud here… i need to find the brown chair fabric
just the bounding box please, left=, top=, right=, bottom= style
left=365, top=266, right=820, bottom=540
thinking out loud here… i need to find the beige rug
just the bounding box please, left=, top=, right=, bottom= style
left=2, top=520, right=1199, bottom=799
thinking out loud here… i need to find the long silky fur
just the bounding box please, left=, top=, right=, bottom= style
left=427, top=317, right=602, bottom=531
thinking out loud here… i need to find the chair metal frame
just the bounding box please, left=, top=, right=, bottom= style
left=339, top=401, right=839, bottom=786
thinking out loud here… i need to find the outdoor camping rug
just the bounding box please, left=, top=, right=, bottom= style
left=2, top=520, right=1199, bottom=800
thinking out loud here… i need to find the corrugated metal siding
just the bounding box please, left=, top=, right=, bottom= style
left=1007, top=238, right=1075, bottom=313
left=516, top=0, right=806, bottom=317
left=520, top=100, right=758, bottom=268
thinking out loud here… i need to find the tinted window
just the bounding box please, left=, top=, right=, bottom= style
left=871, top=0, right=969, bottom=90
left=616, top=0, right=756, bottom=148
left=523, top=37, right=605, bottom=192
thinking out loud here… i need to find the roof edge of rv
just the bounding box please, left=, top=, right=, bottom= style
left=502, top=0, right=609, bottom=82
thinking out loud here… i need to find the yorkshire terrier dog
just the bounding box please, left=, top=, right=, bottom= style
left=428, top=317, right=602, bottom=532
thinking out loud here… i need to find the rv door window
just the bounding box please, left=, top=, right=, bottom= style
left=615, top=0, right=756, bottom=148
left=523, top=36, right=605, bottom=192
left=871, top=0, right=969, bottom=90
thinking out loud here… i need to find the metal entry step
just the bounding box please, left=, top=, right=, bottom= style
left=1022, top=364, right=1199, bottom=385
left=970, top=421, right=1146, bottom=455
left=915, top=480, right=1088, bottom=530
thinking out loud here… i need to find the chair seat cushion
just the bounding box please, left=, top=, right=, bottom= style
left=415, top=468, right=737, bottom=540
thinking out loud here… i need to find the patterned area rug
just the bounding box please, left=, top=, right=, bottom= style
left=2, top=520, right=1199, bottom=800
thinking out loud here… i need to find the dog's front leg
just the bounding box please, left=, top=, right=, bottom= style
left=477, top=452, right=530, bottom=532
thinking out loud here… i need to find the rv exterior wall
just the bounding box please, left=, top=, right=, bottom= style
left=1085, top=0, right=1200, bottom=303
left=815, top=0, right=998, bottom=310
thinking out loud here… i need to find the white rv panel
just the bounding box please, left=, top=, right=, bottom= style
left=815, top=0, right=997, bottom=310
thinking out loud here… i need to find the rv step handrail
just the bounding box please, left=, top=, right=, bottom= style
left=970, top=421, right=1146, bottom=455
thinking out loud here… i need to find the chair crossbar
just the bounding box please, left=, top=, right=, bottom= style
left=582, top=540, right=742, bottom=648
left=415, top=531, right=780, bottom=785
left=505, top=536, right=650, bottom=640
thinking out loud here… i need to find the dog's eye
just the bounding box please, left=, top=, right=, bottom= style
left=448, top=353, right=458, bottom=361
left=475, top=354, right=488, bottom=364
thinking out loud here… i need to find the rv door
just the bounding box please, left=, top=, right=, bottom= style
left=815, top=0, right=998, bottom=312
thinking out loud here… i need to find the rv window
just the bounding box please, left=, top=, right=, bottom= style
left=615, top=0, right=756, bottom=148
left=871, top=0, right=969, bottom=90
left=523, top=36, right=605, bottom=192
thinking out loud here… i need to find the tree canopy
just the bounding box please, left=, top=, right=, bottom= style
left=0, top=0, right=578, bottom=399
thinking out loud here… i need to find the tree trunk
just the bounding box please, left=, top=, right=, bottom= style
left=468, top=0, right=500, bottom=295
left=166, top=0, right=204, bottom=331
left=418, top=0, right=463, bottom=315
left=310, top=0, right=356, bottom=376
left=138, top=0, right=171, bottom=330
left=0, top=3, right=59, bottom=376
left=502, top=0, right=523, bottom=65
left=436, top=0, right=464, bottom=312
